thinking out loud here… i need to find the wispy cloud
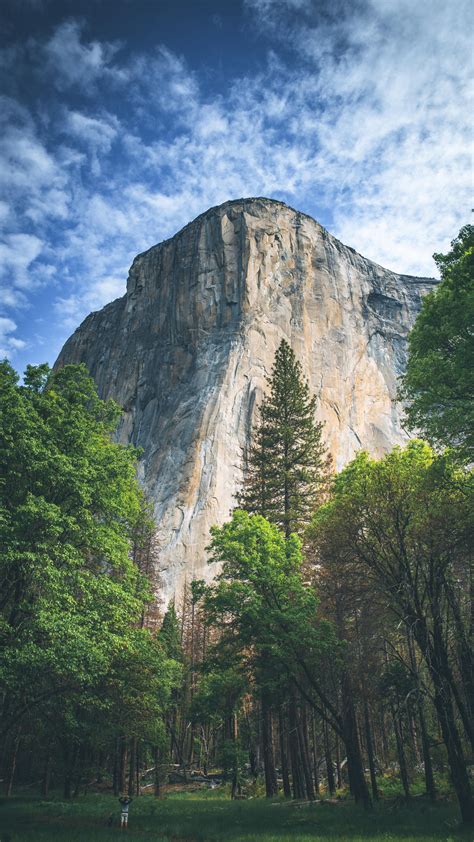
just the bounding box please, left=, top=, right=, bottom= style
left=0, top=316, right=26, bottom=358
left=0, top=1, right=472, bottom=370
left=42, top=20, right=122, bottom=91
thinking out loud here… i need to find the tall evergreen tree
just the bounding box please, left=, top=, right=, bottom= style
left=238, top=340, right=328, bottom=537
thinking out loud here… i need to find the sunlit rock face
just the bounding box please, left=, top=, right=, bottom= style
left=56, top=198, right=437, bottom=602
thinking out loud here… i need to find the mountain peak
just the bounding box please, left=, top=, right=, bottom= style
left=56, top=199, right=437, bottom=603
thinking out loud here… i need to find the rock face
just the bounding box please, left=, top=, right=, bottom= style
left=56, top=198, right=437, bottom=602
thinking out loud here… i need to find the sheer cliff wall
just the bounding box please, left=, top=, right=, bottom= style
left=56, top=198, right=437, bottom=601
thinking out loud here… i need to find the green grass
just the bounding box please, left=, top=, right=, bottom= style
left=0, top=791, right=470, bottom=842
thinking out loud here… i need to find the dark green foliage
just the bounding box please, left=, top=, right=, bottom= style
left=401, top=225, right=474, bottom=461
left=238, top=340, right=328, bottom=536
left=310, top=441, right=474, bottom=823
left=160, top=602, right=184, bottom=662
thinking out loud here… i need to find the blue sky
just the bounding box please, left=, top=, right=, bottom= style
left=1, top=0, right=472, bottom=372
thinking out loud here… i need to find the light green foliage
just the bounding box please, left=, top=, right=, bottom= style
left=0, top=360, right=178, bottom=743
left=401, top=225, right=474, bottom=461
left=238, top=340, right=327, bottom=536
left=202, top=511, right=337, bottom=699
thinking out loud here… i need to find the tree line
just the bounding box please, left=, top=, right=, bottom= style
left=0, top=226, right=472, bottom=824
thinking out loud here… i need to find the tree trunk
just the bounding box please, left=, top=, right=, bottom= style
left=154, top=746, right=161, bottom=797
left=261, top=692, right=278, bottom=797
left=278, top=708, right=291, bottom=798
left=363, top=699, right=379, bottom=801
left=413, top=613, right=474, bottom=824
left=135, top=740, right=140, bottom=796
left=391, top=705, right=410, bottom=799
left=298, top=703, right=315, bottom=800
left=288, top=694, right=305, bottom=799
left=311, top=713, right=320, bottom=795
left=340, top=672, right=371, bottom=808
left=113, top=738, right=120, bottom=796
left=432, top=680, right=474, bottom=825
left=230, top=713, right=241, bottom=800
left=323, top=718, right=335, bottom=796
left=335, top=735, right=342, bottom=790
left=379, top=704, right=388, bottom=767
left=128, top=737, right=137, bottom=796
left=418, top=699, right=436, bottom=802
left=42, top=752, right=52, bottom=799
left=119, top=736, right=128, bottom=795
left=407, top=628, right=436, bottom=802
left=5, top=726, right=21, bottom=797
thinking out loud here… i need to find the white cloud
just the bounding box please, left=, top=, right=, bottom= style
left=64, top=110, right=118, bottom=153
left=54, top=275, right=125, bottom=329
left=0, top=234, right=44, bottom=288
left=0, top=316, right=26, bottom=359
left=242, top=0, right=473, bottom=272
left=42, top=20, right=121, bottom=91
left=1, top=3, right=472, bottom=370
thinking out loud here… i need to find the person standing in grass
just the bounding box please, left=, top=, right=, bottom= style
left=119, top=795, right=133, bottom=829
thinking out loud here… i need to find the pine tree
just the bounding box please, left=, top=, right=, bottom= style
left=238, top=340, right=328, bottom=537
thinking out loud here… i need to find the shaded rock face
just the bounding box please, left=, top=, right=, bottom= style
left=56, top=198, right=437, bottom=602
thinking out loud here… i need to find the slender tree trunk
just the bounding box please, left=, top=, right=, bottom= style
left=323, top=718, right=335, bottom=796
left=230, top=713, right=241, bottom=800
left=278, top=708, right=291, bottom=798
left=135, top=740, right=140, bottom=796
left=379, top=704, right=388, bottom=767
left=297, top=703, right=315, bottom=800
left=418, top=700, right=436, bottom=802
left=405, top=695, right=421, bottom=766
left=391, top=705, right=410, bottom=799
left=335, top=736, right=342, bottom=790
left=153, top=746, right=161, bottom=797
left=119, top=736, right=128, bottom=794
left=5, top=726, right=21, bottom=797
left=413, top=614, right=473, bottom=823
left=407, top=628, right=436, bottom=802
left=42, top=752, right=52, bottom=799
left=363, top=699, right=379, bottom=801
left=432, top=681, right=473, bottom=824
left=113, top=738, right=120, bottom=796
left=311, top=713, right=320, bottom=795
left=288, top=694, right=305, bottom=799
left=128, top=737, right=137, bottom=796
left=261, top=693, right=278, bottom=797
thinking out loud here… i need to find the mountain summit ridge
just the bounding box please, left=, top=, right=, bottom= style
left=56, top=198, right=437, bottom=602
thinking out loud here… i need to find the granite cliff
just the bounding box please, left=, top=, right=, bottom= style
left=56, top=198, right=437, bottom=601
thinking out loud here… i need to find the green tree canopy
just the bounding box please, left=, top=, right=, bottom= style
left=309, top=441, right=473, bottom=823
left=0, top=361, right=177, bottom=746
left=400, top=225, right=474, bottom=461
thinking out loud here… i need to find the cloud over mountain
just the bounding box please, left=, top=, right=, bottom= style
left=0, top=0, right=471, bottom=370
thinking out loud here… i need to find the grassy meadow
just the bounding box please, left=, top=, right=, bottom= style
left=0, top=789, right=471, bottom=842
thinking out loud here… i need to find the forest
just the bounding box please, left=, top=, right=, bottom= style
left=0, top=226, right=472, bottom=840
